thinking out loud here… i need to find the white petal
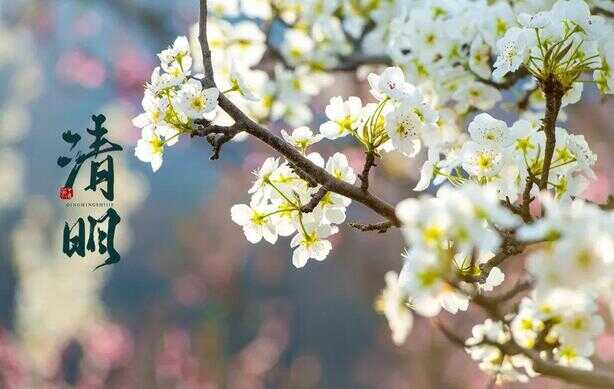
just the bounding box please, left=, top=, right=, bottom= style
left=292, top=247, right=309, bottom=268
left=132, top=113, right=150, bottom=128
left=230, top=204, right=252, bottom=226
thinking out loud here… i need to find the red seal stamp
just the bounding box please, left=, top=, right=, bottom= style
left=59, top=186, right=74, bottom=200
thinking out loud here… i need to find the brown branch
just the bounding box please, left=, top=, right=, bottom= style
left=520, top=177, right=534, bottom=223
left=331, top=53, right=392, bottom=71
left=538, top=75, right=566, bottom=190
left=594, top=195, right=614, bottom=211
left=197, top=0, right=400, bottom=227
left=593, top=7, right=614, bottom=19
left=288, top=162, right=318, bottom=187
left=349, top=220, right=393, bottom=233
left=473, top=68, right=529, bottom=90
left=192, top=123, right=240, bottom=159
left=433, top=319, right=466, bottom=347
left=300, top=187, right=328, bottom=213
left=482, top=277, right=534, bottom=305
left=358, top=151, right=376, bottom=192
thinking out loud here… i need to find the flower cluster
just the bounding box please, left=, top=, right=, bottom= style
left=231, top=138, right=356, bottom=268
left=229, top=67, right=446, bottom=265
left=136, top=0, right=614, bottom=385
left=390, top=184, right=518, bottom=322
left=461, top=196, right=613, bottom=382
left=514, top=197, right=612, bottom=367
left=493, top=0, right=613, bottom=92
left=389, top=0, right=507, bottom=114
left=133, top=37, right=220, bottom=171
left=465, top=319, right=539, bottom=385
left=192, top=0, right=355, bottom=127
left=319, top=67, right=443, bottom=158
left=424, top=113, right=598, bottom=203
left=376, top=271, right=413, bottom=346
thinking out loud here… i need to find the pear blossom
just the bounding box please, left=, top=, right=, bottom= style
left=384, top=101, right=423, bottom=157
left=227, top=61, right=259, bottom=101
left=281, top=126, right=323, bottom=153
left=467, top=113, right=512, bottom=147
left=461, top=142, right=506, bottom=179
left=230, top=201, right=278, bottom=244
left=367, top=66, right=415, bottom=101
left=492, top=27, right=531, bottom=80
left=325, top=152, right=356, bottom=184
left=319, top=96, right=362, bottom=140
left=226, top=21, right=266, bottom=67
left=554, top=344, right=594, bottom=370
left=132, top=90, right=169, bottom=131
left=158, top=36, right=192, bottom=77
left=136, top=1, right=614, bottom=380
left=175, top=79, right=219, bottom=119
left=135, top=127, right=165, bottom=172
left=248, top=157, right=280, bottom=203
left=376, top=271, right=413, bottom=345
left=290, top=219, right=337, bottom=268
left=281, top=29, right=315, bottom=66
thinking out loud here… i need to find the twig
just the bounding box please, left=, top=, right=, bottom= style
left=358, top=151, right=376, bottom=192
left=349, top=220, right=393, bottom=233
left=192, top=123, right=240, bottom=159
left=473, top=68, right=528, bottom=90
left=288, top=162, right=318, bottom=187
left=433, top=319, right=466, bottom=347
left=520, top=178, right=534, bottom=223
left=300, top=187, right=328, bottom=213
left=482, top=277, right=534, bottom=305
left=331, top=53, right=392, bottom=71
left=593, top=7, right=614, bottom=19
left=538, top=75, right=566, bottom=190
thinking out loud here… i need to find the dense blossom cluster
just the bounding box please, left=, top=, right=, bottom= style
left=134, top=37, right=220, bottom=171
left=460, top=197, right=613, bottom=381
left=395, top=184, right=518, bottom=317
left=493, top=0, right=613, bottom=91
left=423, top=113, right=598, bottom=203
left=136, top=0, right=614, bottom=385
left=231, top=149, right=356, bottom=268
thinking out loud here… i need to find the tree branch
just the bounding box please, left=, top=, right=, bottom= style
left=482, top=277, right=534, bottom=305
left=197, top=0, right=400, bottom=226
left=538, top=75, right=566, bottom=190
left=331, top=53, right=392, bottom=71
left=593, top=7, right=614, bottom=19
left=300, top=187, right=328, bottom=213
left=433, top=319, right=466, bottom=347
left=473, top=68, right=529, bottom=90
left=195, top=3, right=614, bottom=387
left=349, top=220, right=393, bottom=233
left=358, top=151, right=376, bottom=192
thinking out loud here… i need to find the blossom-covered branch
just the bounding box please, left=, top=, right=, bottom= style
left=133, top=0, right=614, bottom=386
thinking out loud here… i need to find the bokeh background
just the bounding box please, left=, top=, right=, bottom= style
left=0, top=1, right=612, bottom=388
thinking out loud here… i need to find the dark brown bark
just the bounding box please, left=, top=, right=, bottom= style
left=538, top=75, right=565, bottom=190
